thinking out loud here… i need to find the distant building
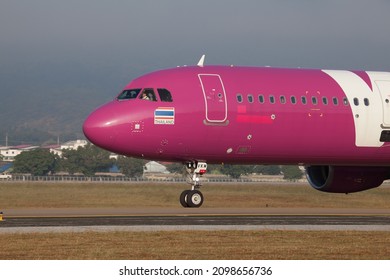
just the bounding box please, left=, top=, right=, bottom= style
left=0, top=140, right=89, bottom=160
left=48, top=139, right=88, bottom=157
left=42, top=144, right=61, bottom=156
left=0, top=145, right=39, bottom=161
left=109, top=153, right=119, bottom=160
left=0, top=161, right=13, bottom=173
left=61, top=139, right=88, bottom=150
left=144, top=161, right=170, bottom=174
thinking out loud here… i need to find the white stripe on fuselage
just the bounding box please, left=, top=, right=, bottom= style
left=322, top=70, right=383, bottom=147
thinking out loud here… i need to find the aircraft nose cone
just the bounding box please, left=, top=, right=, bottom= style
left=83, top=104, right=118, bottom=150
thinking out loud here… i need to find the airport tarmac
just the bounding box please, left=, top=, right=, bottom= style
left=0, top=208, right=389, bottom=233
left=3, top=207, right=390, bottom=217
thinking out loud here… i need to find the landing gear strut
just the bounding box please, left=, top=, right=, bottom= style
left=179, top=161, right=207, bottom=208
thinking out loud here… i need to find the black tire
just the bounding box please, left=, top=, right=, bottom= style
left=179, top=190, right=190, bottom=207
left=186, top=190, right=204, bottom=208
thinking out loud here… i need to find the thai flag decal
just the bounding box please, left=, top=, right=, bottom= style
left=154, top=107, right=175, bottom=125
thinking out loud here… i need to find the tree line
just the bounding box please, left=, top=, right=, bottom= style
left=10, top=144, right=303, bottom=179
left=12, top=144, right=144, bottom=177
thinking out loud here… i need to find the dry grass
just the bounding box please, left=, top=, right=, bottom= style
left=0, top=181, right=389, bottom=209
left=1, top=181, right=389, bottom=260
left=0, top=230, right=388, bottom=260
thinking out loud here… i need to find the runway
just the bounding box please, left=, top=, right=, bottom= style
left=1, top=208, right=390, bottom=233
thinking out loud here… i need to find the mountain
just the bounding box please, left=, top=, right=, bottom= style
left=0, top=68, right=116, bottom=145
left=0, top=85, right=109, bottom=145
left=0, top=55, right=148, bottom=146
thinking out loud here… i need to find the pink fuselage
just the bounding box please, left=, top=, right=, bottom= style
left=83, top=66, right=390, bottom=166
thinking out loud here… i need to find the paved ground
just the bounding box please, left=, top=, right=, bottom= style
left=1, top=208, right=389, bottom=233
left=2, top=207, right=390, bottom=217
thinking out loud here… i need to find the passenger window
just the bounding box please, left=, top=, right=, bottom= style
left=364, top=98, right=370, bottom=106
left=301, top=96, right=307, bottom=105
left=157, top=88, right=173, bottom=102
left=258, top=94, right=265, bottom=104
left=353, top=98, right=359, bottom=106
left=237, top=94, right=243, bottom=103
left=280, top=96, right=286, bottom=104
left=343, top=97, right=349, bottom=106
left=117, top=89, right=141, bottom=100
left=322, top=97, right=328, bottom=105
left=291, top=96, right=297, bottom=104
left=248, top=94, right=254, bottom=103
left=140, top=88, right=157, bottom=101
left=269, top=95, right=275, bottom=104
left=332, top=97, right=338, bottom=105
left=311, top=97, right=318, bottom=105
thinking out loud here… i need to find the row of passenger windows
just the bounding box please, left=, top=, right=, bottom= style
left=237, top=94, right=370, bottom=107
left=117, top=88, right=173, bottom=102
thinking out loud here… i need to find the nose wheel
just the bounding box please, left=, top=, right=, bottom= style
left=180, top=190, right=204, bottom=208
left=179, top=161, right=207, bottom=208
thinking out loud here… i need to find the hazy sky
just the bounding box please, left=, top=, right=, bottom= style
left=1, top=0, right=390, bottom=118
left=2, top=1, right=390, bottom=72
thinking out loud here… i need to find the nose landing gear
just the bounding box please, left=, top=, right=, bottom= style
left=179, top=162, right=207, bottom=208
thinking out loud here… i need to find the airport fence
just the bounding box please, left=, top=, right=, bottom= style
left=3, top=175, right=299, bottom=184
left=3, top=175, right=390, bottom=185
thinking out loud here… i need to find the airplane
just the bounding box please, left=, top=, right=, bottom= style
left=83, top=55, right=390, bottom=208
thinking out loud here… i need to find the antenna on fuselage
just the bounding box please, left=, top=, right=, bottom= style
left=197, top=54, right=205, bottom=67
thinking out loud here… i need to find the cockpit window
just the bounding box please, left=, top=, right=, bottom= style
left=157, top=88, right=173, bottom=102
left=140, top=88, right=157, bottom=101
left=117, top=89, right=141, bottom=100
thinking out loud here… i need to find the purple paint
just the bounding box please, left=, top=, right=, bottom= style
left=83, top=64, right=390, bottom=202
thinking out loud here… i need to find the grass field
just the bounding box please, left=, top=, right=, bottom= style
left=0, top=181, right=389, bottom=260
left=0, top=181, right=389, bottom=209
left=0, top=230, right=389, bottom=260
